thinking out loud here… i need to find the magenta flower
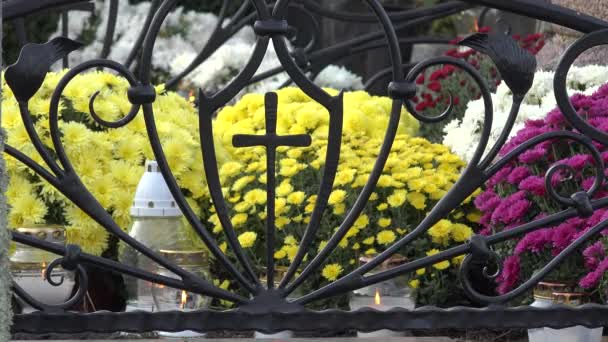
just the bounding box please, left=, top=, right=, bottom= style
left=583, top=241, right=605, bottom=270
left=563, top=154, right=592, bottom=170
left=515, top=228, right=552, bottom=255
left=474, top=190, right=501, bottom=212
left=487, top=166, right=512, bottom=187
left=507, top=166, right=531, bottom=184
left=497, top=255, right=521, bottom=294
left=519, top=175, right=546, bottom=196
left=551, top=221, right=579, bottom=254
left=518, top=146, right=547, bottom=164
left=491, top=191, right=530, bottom=225
left=480, top=81, right=608, bottom=294
left=580, top=258, right=608, bottom=289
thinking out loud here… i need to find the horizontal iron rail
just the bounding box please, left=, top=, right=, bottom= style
left=2, top=0, right=91, bottom=20
left=12, top=305, right=608, bottom=334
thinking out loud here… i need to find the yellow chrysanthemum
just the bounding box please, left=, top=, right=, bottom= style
left=231, top=213, right=248, bottom=228
left=428, top=219, right=453, bottom=245
left=328, top=190, right=347, bottom=205
left=387, top=189, right=407, bottom=207
left=451, top=223, right=473, bottom=242
left=407, top=192, right=427, bottom=210
left=377, top=218, right=391, bottom=228
left=237, top=231, right=257, bottom=248
left=287, top=191, right=306, bottom=205
left=321, top=263, right=343, bottom=281
left=243, top=189, right=267, bottom=205
left=276, top=180, right=293, bottom=197
left=353, top=214, right=369, bottom=229
left=377, top=230, right=396, bottom=245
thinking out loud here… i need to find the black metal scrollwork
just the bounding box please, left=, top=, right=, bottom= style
left=5, top=0, right=608, bottom=334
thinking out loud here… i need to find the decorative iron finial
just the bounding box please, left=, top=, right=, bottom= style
left=4, top=37, right=83, bottom=103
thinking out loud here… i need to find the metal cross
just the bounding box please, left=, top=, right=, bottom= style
left=232, top=92, right=311, bottom=289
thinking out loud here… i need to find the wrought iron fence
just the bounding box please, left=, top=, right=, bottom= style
left=3, top=0, right=608, bottom=334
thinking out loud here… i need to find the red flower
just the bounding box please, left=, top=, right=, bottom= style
left=524, top=33, right=543, bottom=42
left=416, top=74, right=425, bottom=85
left=428, top=81, right=442, bottom=92
left=430, top=70, right=444, bottom=81
left=446, top=49, right=461, bottom=58
left=415, top=102, right=428, bottom=111
left=453, top=96, right=460, bottom=106
left=442, top=65, right=456, bottom=75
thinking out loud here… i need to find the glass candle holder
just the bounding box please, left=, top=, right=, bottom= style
left=10, top=225, right=75, bottom=313
left=349, top=255, right=414, bottom=338
left=529, top=282, right=602, bottom=342
left=153, top=250, right=211, bottom=338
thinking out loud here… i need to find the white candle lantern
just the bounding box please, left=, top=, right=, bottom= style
left=119, top=160, right=211, bottom=337
left=349, top=255, right=415, bottom=338
left=10, top=225, right=75, bottom=313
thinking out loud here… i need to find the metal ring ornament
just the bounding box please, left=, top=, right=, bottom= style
left=555, top=28, right=608, bottom=146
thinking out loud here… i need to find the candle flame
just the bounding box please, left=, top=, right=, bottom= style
left=473, top=18, right=479, bottom=33
left=41, top=262, right=46, bottom=280
left=374, top=288, right=381, bottom=306
left=180, top=290, right=188, bottom=309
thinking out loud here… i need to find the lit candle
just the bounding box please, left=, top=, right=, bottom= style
left=180, top=290, right=187, bottom=310
left=349, top=255, right=415, bottom=338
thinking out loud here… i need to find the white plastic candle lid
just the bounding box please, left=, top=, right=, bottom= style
left=130, top=160, right=182, bottom=217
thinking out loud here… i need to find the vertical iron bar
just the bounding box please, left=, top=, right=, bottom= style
left=99, top=0, right=118, bottom=59
left=61, top=10, right=69, bottom=68
left=264, top=93, right=278, bottom=289
left=124, top=0, right=161, bottom=68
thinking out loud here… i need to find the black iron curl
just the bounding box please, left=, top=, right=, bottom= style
left=542, top=140, right=604, bottom=209
left=404, top=57, right=491, bottom=124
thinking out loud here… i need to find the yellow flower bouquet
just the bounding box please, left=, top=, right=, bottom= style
left=3, top=70, right=479, bottom=307
left=203, top=87, right=479, bottom=307
left=2, top=70, right=209, bottom=255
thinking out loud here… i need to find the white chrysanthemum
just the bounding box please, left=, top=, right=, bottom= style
left=314, top=65, right=364, bottom=90
left=53, top=1, right=365, bottom=94
left=443, top=65, right=608, bottom=163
